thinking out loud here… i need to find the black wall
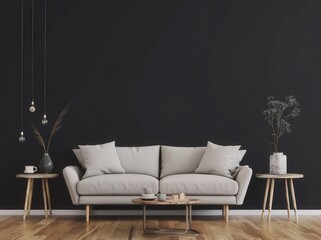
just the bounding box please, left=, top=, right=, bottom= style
left=1, top=0, right=321, bottom=210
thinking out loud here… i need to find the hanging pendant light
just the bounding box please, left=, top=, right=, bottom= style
left=29, top=0, right=36, bottom=113
left=19, top=0, right=25, bottom=143
left=42, top=0, right=48, bottom=125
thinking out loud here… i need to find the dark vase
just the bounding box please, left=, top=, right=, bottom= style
left=39, top=153, right=53, bottom=173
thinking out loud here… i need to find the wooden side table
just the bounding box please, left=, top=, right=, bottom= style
left=16, top=173, right=59, bottom=221
left=256, top=173, right=303, bottom=223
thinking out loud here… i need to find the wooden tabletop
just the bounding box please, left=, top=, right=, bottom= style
left=256, top=173, right=304, bottom=179
left=16, top=173, right=59, bottom=179
left=132, top=198, right=200, bottom=205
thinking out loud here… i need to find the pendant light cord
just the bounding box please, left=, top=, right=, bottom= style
left=31, top=0, right=34, bottom=102
left=44, top=0, right=47, bottom=115
left=20, top=0, right=24, bottom=131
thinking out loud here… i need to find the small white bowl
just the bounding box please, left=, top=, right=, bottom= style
left=141, top=193, right=155, bottom=197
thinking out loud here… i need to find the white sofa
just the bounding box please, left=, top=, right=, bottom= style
left=63, top=144, right=252, bottom=222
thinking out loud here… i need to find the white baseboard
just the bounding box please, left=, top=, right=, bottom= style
left=0, top=209, right=320, bottom=216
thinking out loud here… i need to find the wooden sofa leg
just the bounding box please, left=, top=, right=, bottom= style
left=86, top=205, right=91, bottom=223
left=224, top=205, right=229, bottom=223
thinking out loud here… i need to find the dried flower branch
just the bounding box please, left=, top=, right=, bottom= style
left=32, top=102, right=71, bottom=153
left=262, top=96, right=301, bottom=152
left=47, top=102, right=72, bottom=153
left=31, top=124, right=46, bottom=153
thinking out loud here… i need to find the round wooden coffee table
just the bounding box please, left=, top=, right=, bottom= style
left=132, top=198, right=200, bottom=235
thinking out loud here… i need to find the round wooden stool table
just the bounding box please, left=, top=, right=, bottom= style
left=16, top=173, right=59, bottom=221
left=256, top=173, right=304, bottom=223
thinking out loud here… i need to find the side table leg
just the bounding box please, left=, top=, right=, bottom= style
left=23, top=179, right=32, bottom=221
left=268, top=179, right=275, bottom=221
left=45, top=179, right=52, bottom=216
left=42, top=179, right=48, bottom=219
left=289, top=178, right=299, bottom=223
left=261, top=178, right=271, bottom=219
left=285, top=179, right=291, bottom=220
left=27, top=179, right=34, bottom=216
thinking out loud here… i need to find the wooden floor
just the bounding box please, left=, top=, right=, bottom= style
left=0, top=215, right=321, bottom=240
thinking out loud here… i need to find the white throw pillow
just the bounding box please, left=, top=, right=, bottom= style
left=116, top=146, right=160, bottom=178
left=79, top=141, right=125, bottom=179
left=205, top=141, right=246, bottom=173
left=160, top=146, right=206, bottom=178
left=195, top=142, right=241, bottom=178
left=73, top=149, right=85, bottom=168
left=233, top=150, right=247, bottom=172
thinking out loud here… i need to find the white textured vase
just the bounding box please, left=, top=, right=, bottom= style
left=270, top=152, right=287, bottom=175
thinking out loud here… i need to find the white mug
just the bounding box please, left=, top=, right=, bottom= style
left=143, top=187, right=152, bottom=194
left=25, top=165, right=37, bottom=173
left=157, top=193, right=166, bottom=201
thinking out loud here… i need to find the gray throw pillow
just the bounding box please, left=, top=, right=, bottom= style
left=79, top=141, right=125, bottom=179
left=73, top=149, right=85, bottom=168
left=195, top=141, right=241, bottom=178
left=231, top=150, right=247, bottom=173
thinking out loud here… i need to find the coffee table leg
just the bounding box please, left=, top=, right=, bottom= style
left=143, top=205, right=147, bottom=232
left=184, top=205, right=189, bottom=233
left=261, top=178, right=271, bottom=219
left=268, top=179, right=275, bottom=221
left=141, top=204, right=198, bottom=235
left=189, top=205, right=192, bottom=229
left=23, top=179, right=32, bottom=221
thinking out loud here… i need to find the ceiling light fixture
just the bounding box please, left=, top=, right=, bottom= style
left=29, top=0, right=36, bottom=113
left=19, top=0, right=25, bottom=143
left=41, top=0, right=48, bottom=125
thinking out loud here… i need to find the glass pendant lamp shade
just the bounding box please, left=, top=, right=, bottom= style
left=42, top=114, right=48, bottom=125
left=29, top=100, right=36, bottom=112
left=19, top=131, right=25, bottom=143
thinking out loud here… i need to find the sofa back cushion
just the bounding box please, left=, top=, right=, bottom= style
left=160, top=146, right=206, bottom=178
left=116, top=146, right=160, bottom=178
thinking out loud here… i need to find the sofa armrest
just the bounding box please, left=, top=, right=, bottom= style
left=234, top=165, right=252, bottom=205
left=63, top=166, right=83, bottom=205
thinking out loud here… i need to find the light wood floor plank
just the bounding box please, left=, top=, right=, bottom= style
left=0, top=216, right=320, bottom=240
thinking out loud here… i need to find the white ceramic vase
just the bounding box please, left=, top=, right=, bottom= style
left=270, top=152, right=287, bottom=175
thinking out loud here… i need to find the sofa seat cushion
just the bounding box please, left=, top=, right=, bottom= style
left=77, top=174, right=159, bottom=196
left=160, top=174, right=238, bottom=195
